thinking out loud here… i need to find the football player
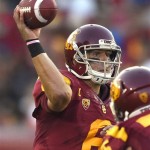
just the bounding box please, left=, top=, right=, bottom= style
left=101, top=66, right=150, bottom=150
left=13, top=6, right=121, bottom=150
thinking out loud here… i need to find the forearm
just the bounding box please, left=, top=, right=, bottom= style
left=28, top=41, right=72, bottom=110
left=32, top=53, right=65, bottom=95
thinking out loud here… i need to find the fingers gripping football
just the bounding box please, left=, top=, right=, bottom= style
left=18, top=0, right=58, bottom=29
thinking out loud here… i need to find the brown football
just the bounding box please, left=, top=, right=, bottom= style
left=19, top=0, right=57, bottom=29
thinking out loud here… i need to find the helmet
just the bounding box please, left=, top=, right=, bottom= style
left=110, top=66, right=150, bottom=121
left=64, top=24, right=121, bottom=84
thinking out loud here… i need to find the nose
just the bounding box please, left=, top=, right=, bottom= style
left=99, top=52, right=108, bottom=61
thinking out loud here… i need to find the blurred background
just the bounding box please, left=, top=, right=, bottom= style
left=0, top=0, right=150, bottom=149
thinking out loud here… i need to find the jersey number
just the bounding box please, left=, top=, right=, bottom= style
left=82, top=119, right=111, bottom=150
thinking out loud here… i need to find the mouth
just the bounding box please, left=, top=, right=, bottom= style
left=99, top=68, right=111, bottom=72
left=99, top=70, right=105, bottom=72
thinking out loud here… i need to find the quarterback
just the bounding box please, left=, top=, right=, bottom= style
left=13, top=6, right=121, bottom=150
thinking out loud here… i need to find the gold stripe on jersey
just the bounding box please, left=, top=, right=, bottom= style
left=106, top=125, right=128, bottom=142
left=36, top=77, right=45, bottom=92
left=136, top=114, right=150, bottom=127
left=37, top=77, right=45, bottom=92
left=63, top=76, right=71, bottom=85
left=40, top=76, right=71, bottom=92
left=41, top=84, right=45, bottom=91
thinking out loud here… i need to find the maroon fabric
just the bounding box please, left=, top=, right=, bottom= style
left=32, top=70, right=115, bottom=150
left=102, top=110, right=150, bottom=150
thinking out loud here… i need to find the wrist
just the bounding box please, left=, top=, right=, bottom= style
left=26, top=39, right=45, bottom=57
left=26, top=38, right=39, bottom=44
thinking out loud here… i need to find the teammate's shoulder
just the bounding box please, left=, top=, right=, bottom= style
left=122, top=110, right=150, bottom=128
left=133, top=110, right=150, bottom=128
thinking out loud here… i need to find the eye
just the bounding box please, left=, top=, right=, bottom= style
left=88, top=57, right=100, bottom=61
left=87, top=50, right=101, bottom=57
left=105, top=51, right=112, bottom=57
left=106, top=51, right=117, bottom=61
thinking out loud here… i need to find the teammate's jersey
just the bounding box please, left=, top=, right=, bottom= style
left=32, top=70, right=115, bottom=150
left=101, top=110, right=150, bottom=150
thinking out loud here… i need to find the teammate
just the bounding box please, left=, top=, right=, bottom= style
left=101, top=66, right=150, bottom=150
left=13, top=6, right=122, bottom=150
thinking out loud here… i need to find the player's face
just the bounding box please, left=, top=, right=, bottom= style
left=86, top=50, right=112, bottom=72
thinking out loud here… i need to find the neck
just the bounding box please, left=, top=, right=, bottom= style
left=84, top=80, right=101, bottom=94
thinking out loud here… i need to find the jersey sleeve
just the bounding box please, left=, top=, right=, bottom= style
left=32, top=76, right=72, bottom=118
left=32, top=78, right=49, bottom=116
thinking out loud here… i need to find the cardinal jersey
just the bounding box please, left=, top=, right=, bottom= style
left=32, top=70, right=115, bottom=150
left=101, top=110, right=150, bottom=150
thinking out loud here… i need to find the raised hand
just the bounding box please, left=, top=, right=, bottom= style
left=13, top=5, right=41, bottom=41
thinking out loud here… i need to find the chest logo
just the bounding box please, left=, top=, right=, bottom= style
left=82, top=98, right=90, bottom=110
